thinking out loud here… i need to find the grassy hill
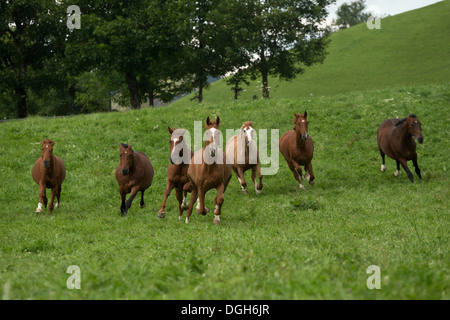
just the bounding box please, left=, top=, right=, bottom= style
left=172, top=0, right=450, bottom=106
left=0, top=83, right=448, bottom=299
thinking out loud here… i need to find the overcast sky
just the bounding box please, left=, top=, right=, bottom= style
left=326, top=0, right=443, bottom=24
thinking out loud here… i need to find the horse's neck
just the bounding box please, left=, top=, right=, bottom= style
left=295, top=130, right=306, bottom=149
left=130, top=152, right=138, bottom=173
left=393, top=122, right=412, bottom=142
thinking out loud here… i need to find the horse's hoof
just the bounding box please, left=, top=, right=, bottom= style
left=35, top=209, right=42, bottom=213
left=139, top=203, right=146, bottom=209
left=196, top=207, right=209, bottom=215
left=299, top=183, right=305, bottom=190
left=242, top=189, right=248, bottom=194
left=309, top=180, right=315, bottom=186
left=213, top=218, right=221, bottom=225
left=121, top=212, right=127, bottom=217
left=381, top=164, right=386, bottom=172
left=255, top=189, right=261, bottom=195
left=303, top=174, right=311, bottom=181
left=54, top=202, right=60, bottom=209
left=157, top=212, right=165, bottom=219
left=394, top=170, right=401, bottom=177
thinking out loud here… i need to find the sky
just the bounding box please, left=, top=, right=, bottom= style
left=325, top=0, right=443, bottom=24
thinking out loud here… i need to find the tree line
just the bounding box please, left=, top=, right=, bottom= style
left=0, top=0, right=334, bottom=119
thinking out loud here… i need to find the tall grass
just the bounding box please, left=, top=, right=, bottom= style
left=0, top=83, right=448, bottom=299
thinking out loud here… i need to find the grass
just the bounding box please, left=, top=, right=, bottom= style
left=172, top=1, right=450, bottom=105
left=0, top=83, right=448, bottom=299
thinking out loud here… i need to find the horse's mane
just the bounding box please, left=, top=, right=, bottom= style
left=121, top=143, right=129, bottom=148
left=395, top=114, right=417, bottom=127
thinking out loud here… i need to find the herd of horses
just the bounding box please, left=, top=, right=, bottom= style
left=32, top=113, right=424, bottom=223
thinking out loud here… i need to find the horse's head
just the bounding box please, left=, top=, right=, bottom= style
left=169, top=127, right=187, bottom=164
left=119, top=143, right=133, bottom=175
left=205, top=116, right=220, bottom=158
left=241, top=121, right=254, bottom=146
left=40, top=139, right=55, bottom=169
left=407, top=114, right=423, bottom=144
left=294, top=111, right=309, bottom=141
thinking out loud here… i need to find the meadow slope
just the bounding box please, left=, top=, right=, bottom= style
left=172, top=1, right=450, bottom=105
left=0, top=83, right=448, bottom=299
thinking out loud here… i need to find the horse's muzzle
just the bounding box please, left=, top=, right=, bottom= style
left=122, top=169, right=129, bottom=175
left=302, top=133, right=309, bottom=141
left=417, top=136, right=423, bottom=144
left=43, top=160, right=50, bottom=169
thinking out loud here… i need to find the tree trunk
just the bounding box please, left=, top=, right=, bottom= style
left=125, top=72, right=141, bottom=109
left=198, top=77, right=204, bottom=103
left=148, top=90, right=154, bottom=108
left=262, top=70, right=269, bottom=99
left=15, top=86, right=27, bottom=118
left=260, top=45, right=270, bottom=99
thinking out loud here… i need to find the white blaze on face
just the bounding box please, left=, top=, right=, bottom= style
left=171, top=138, right=179, bottom=156
left=245, top=126, right=254, bottom=143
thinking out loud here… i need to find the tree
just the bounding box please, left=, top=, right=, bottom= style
left=66, top=0, right=189, bottom=109
left=336, top=0, right=370, bottom=28
left=0, top=0, right=67, bottom=118
left=218, top=0, right=334, bottom=99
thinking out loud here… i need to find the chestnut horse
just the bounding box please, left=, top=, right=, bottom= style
left=377, top=114, right=423, bottom=183
left=226, top=121, right=263, bottom=194
left=279, top=111, right=315, bottom=189
left=185, top=116, right=232, bottom=224
left=32, top=139, right=66, bottom=215
left=115, top=143, right=154, bottom=216
left=157, top=127, right=194, bottom=219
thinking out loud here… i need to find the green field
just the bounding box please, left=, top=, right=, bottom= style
left=0, top=83, right=448, bottom=299
left=173, top=1, right=450, bottom=105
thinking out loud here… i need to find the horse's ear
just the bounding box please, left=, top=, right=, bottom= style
left=128, top=144, right=132, bottom=150
left=168, top=126, right=173, bottom=134
left=294, top=113, right=300, bottom=118
left=304, top=111, right=307, bottom=118
left=216, top=116, right=220, bottom=126
left=206, top=116, right=211, bottom=127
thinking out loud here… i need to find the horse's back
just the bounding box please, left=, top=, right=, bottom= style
left=136, top=151, right=154, bottom=187
left=377, top=119, right=398, bottom=150
left=54, top=155, right=66, bottom=184
left=279, top=130, right=295, bottom=157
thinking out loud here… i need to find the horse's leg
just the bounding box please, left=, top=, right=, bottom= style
left=185, top=187, right=198, bottom=224
left=54, top=185, right=62, bottom=209
left=124, top=186, right=139, bottom=216
left=175, top=189, right=184, bottom=219
left=380, top=150, right=386, bottom=172
left=120, top=188, right=126, bottom=216
left=291, top=160, right=305, bottom=189
left=158, top=181, right=174, bottom=218
left=412, top=153, right=422, bottom=179
left=306, top=162, right=315, bottom=185
left=251, top=165, right=263, bottom=195
left=399, top=158, right=414, bottom=183
left=36, top=182, right=47, bottom=213
left=394, top=160, right=401, bottom=177
left=237, top=166, right=247, bottom=194
left=213, top=183, right=225, bottom=225
left=196, top=187, right=209, bottom=215
left=139, top=190, right=146, bottom=208
left=181, top=189, right=189, bottom=210
left=48, top=186, right=57, bottom=215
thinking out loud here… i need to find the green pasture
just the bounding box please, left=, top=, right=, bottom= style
left=0, top=83, right=448, bottom=299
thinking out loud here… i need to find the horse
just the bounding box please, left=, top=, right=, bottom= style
left=185, top=116, right=232, bottom=224
left=377, top=114, right=423, bottom=183
left=157, top=127, right=194, bottom=219
left=115, top=143, right=154, bottom=216
left=279, top=111, right=315, bottom=189
left=32, top=139, right=66, bottom=215
left=226, top=121, right=263, bottom=194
